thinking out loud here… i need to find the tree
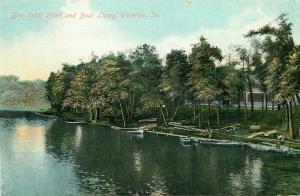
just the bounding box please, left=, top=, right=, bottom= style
left=48, top=64, right=77, bottom=112
left=278, top=47, right=300, bottom=138
left=1, top=75, right=48, bottom=110
left=235, top=46, right=255, bottom=112
left=160, top=49, right=190, bottom=121
left=130, top=44, right=163, bottom=123
left=225, top=68, right=244, bottom=122
left=246, top=14, right=298, bottom=138
left=92, top=54, right=129, bottom=127
left=188, top=36, right=222, bottom=128
left=252, top=47, right=268, bottom=110
left=45, top=72, right=57, bottom=109
left=63, top=66, right=93, bottom=114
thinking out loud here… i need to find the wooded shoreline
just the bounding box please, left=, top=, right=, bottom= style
left=37, top=107, right=300, bottom=155
left=43, top=14, right=300, bottom=150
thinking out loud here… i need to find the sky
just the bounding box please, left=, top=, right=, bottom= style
left=1, top=0, right=300, bottom=80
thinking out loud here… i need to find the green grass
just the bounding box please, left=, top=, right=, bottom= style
left=173, top=105, right=300, bottom=133
left=45, top=104, right=300, bottom=138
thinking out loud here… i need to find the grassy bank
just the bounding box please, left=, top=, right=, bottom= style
left=42, top=105, right=300, bottom=149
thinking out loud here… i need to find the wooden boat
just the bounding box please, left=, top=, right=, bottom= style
left=212, top=141, right=243, bottom=146
left=64, top=121, right=86, bottom=124
left=126, top=129, right=144, bottom=134
left=111, top=124, right=156, bottom=131
left=138, top=118, right=157, bottom=123
left=197, top=138, right=243, bottom=146
left=246, top=143, right=300, bottom=155
left=34, top=112, right=57, bottom=118
left=180, top=137, right=195, bottom=146
left=111, top=126, right=141, bottom=131
left=180, top=137, right=191, bottom=143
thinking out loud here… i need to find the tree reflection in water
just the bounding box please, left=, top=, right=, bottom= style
left=1, top=111, right=299, bottom=195
left=44, top=118, right=300, bottom=195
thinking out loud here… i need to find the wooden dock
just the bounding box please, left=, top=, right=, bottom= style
left=145, top=130, right=187, bottom=138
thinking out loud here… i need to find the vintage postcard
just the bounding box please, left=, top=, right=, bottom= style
left=1, top=0, right=300, bottom=195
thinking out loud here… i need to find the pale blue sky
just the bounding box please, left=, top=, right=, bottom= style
left=1, top=0, right=300, bottom=79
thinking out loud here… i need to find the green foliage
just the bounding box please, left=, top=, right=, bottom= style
left=188, top=36, right=222, bottom=102
left=0, top=75, right=49, bottom=110
left=42, top=14, right=300, bottom=135
left=246, top=13, right=299, bottom=138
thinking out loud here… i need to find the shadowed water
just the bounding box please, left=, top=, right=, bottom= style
left=0, top=111, right=300, bottom=195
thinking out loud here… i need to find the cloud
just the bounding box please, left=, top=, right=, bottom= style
left=156, top=2, right=275, bottom=58
left=0, top=0, right=138, bottom=80
left=1, top=0, right=299, bottom=80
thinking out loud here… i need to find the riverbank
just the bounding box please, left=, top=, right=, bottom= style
left=36, top=107, right=300, bottom=155
left=151, top=125, right=300, bottom=153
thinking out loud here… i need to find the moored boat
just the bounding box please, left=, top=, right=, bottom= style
left=126, top=129, right=144, bottom=134
left=64, top=121, right=86, bottom=124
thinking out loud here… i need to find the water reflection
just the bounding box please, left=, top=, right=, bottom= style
left=13, top=125, right=45, bottom=153
left=74, top=125, right=82, bottom=150
left=1, top=111, right=300, bottom=195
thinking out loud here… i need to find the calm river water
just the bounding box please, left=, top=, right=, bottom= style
left=0, top=111, right=300, bottom=195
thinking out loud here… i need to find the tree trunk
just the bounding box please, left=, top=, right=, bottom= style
left=216, top=105, right=220, bottom=128
left=88, top=108, right=93, bottom=122
left=98, top=108, right=101, bottom=121
left=226, top=103, right=229, bottom=124
left=244, top=90, right=247, bottom=122
left=261, top=84, right=264, bottom=110
left=171, top=104, right=179, bottom=122
left=193, top=101, right=196, bottom=123
left=130, top=90, right=135, bottom=120
left=287, top=101, right=296, bottom=139
left=114, top=110, right=117, bottom=122
left=91, top=107, right=95, bottom=121
left=198, top=104, right=202, bottom=128
left=208, top=102, right=211, bottom=128
left=272, top=100, right=274, bottom=110
left=119, top=100, right=126, bottom=128
left=160, top=106, right=168, bottom=127
left=94, top=108, right=97, bottom=122
left=265, top=94, right=268, bottom=110
left=296, top=94, right=300, bottom=106
left=165, top=104, right=169, bottom=118
left=125, top=103, right=130, bottom=122
left=171, top=99, right=181, bottom=122
left=237, top=90, right=241, bottom=121
left=293, top=96, right=297, bottom=110
left=247, top=74, right=254, bottom=112
left=237, top=90, right=241, bottom=110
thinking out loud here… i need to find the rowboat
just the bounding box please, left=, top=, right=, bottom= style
left=64, top=121, right=86, bottom=124
left=180, top=137, right=191, bottom=143
left=126, top=129, right=144, bottom=134
left=247, top=143, right=300, bottom=155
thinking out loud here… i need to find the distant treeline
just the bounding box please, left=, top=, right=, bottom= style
left=0, top=75, right=49, bottom=110
left=45, top=14, right=300, bottom=139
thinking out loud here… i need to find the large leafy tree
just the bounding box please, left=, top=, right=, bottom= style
left=246, top=14, right=298, bottom=139
left=252, top=47, right=268, bottom=110
left=63, top=65, right=93, bottom=113
left=160, top=49, right=190, bottom=121
left=278, top=47, right=300, bottom=138
left=45, top=72, right=57, bottom=109
left=130, top=44, right=163, bottom=122
left=188, top=36, right=222, bottom=128
left=224, top=68, right=244, bottom=114
left=47, top=64, right=77, bottom=112
left=235, top=46, right=255, bottom=112
left=92, top=54, right=129, bottom=126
